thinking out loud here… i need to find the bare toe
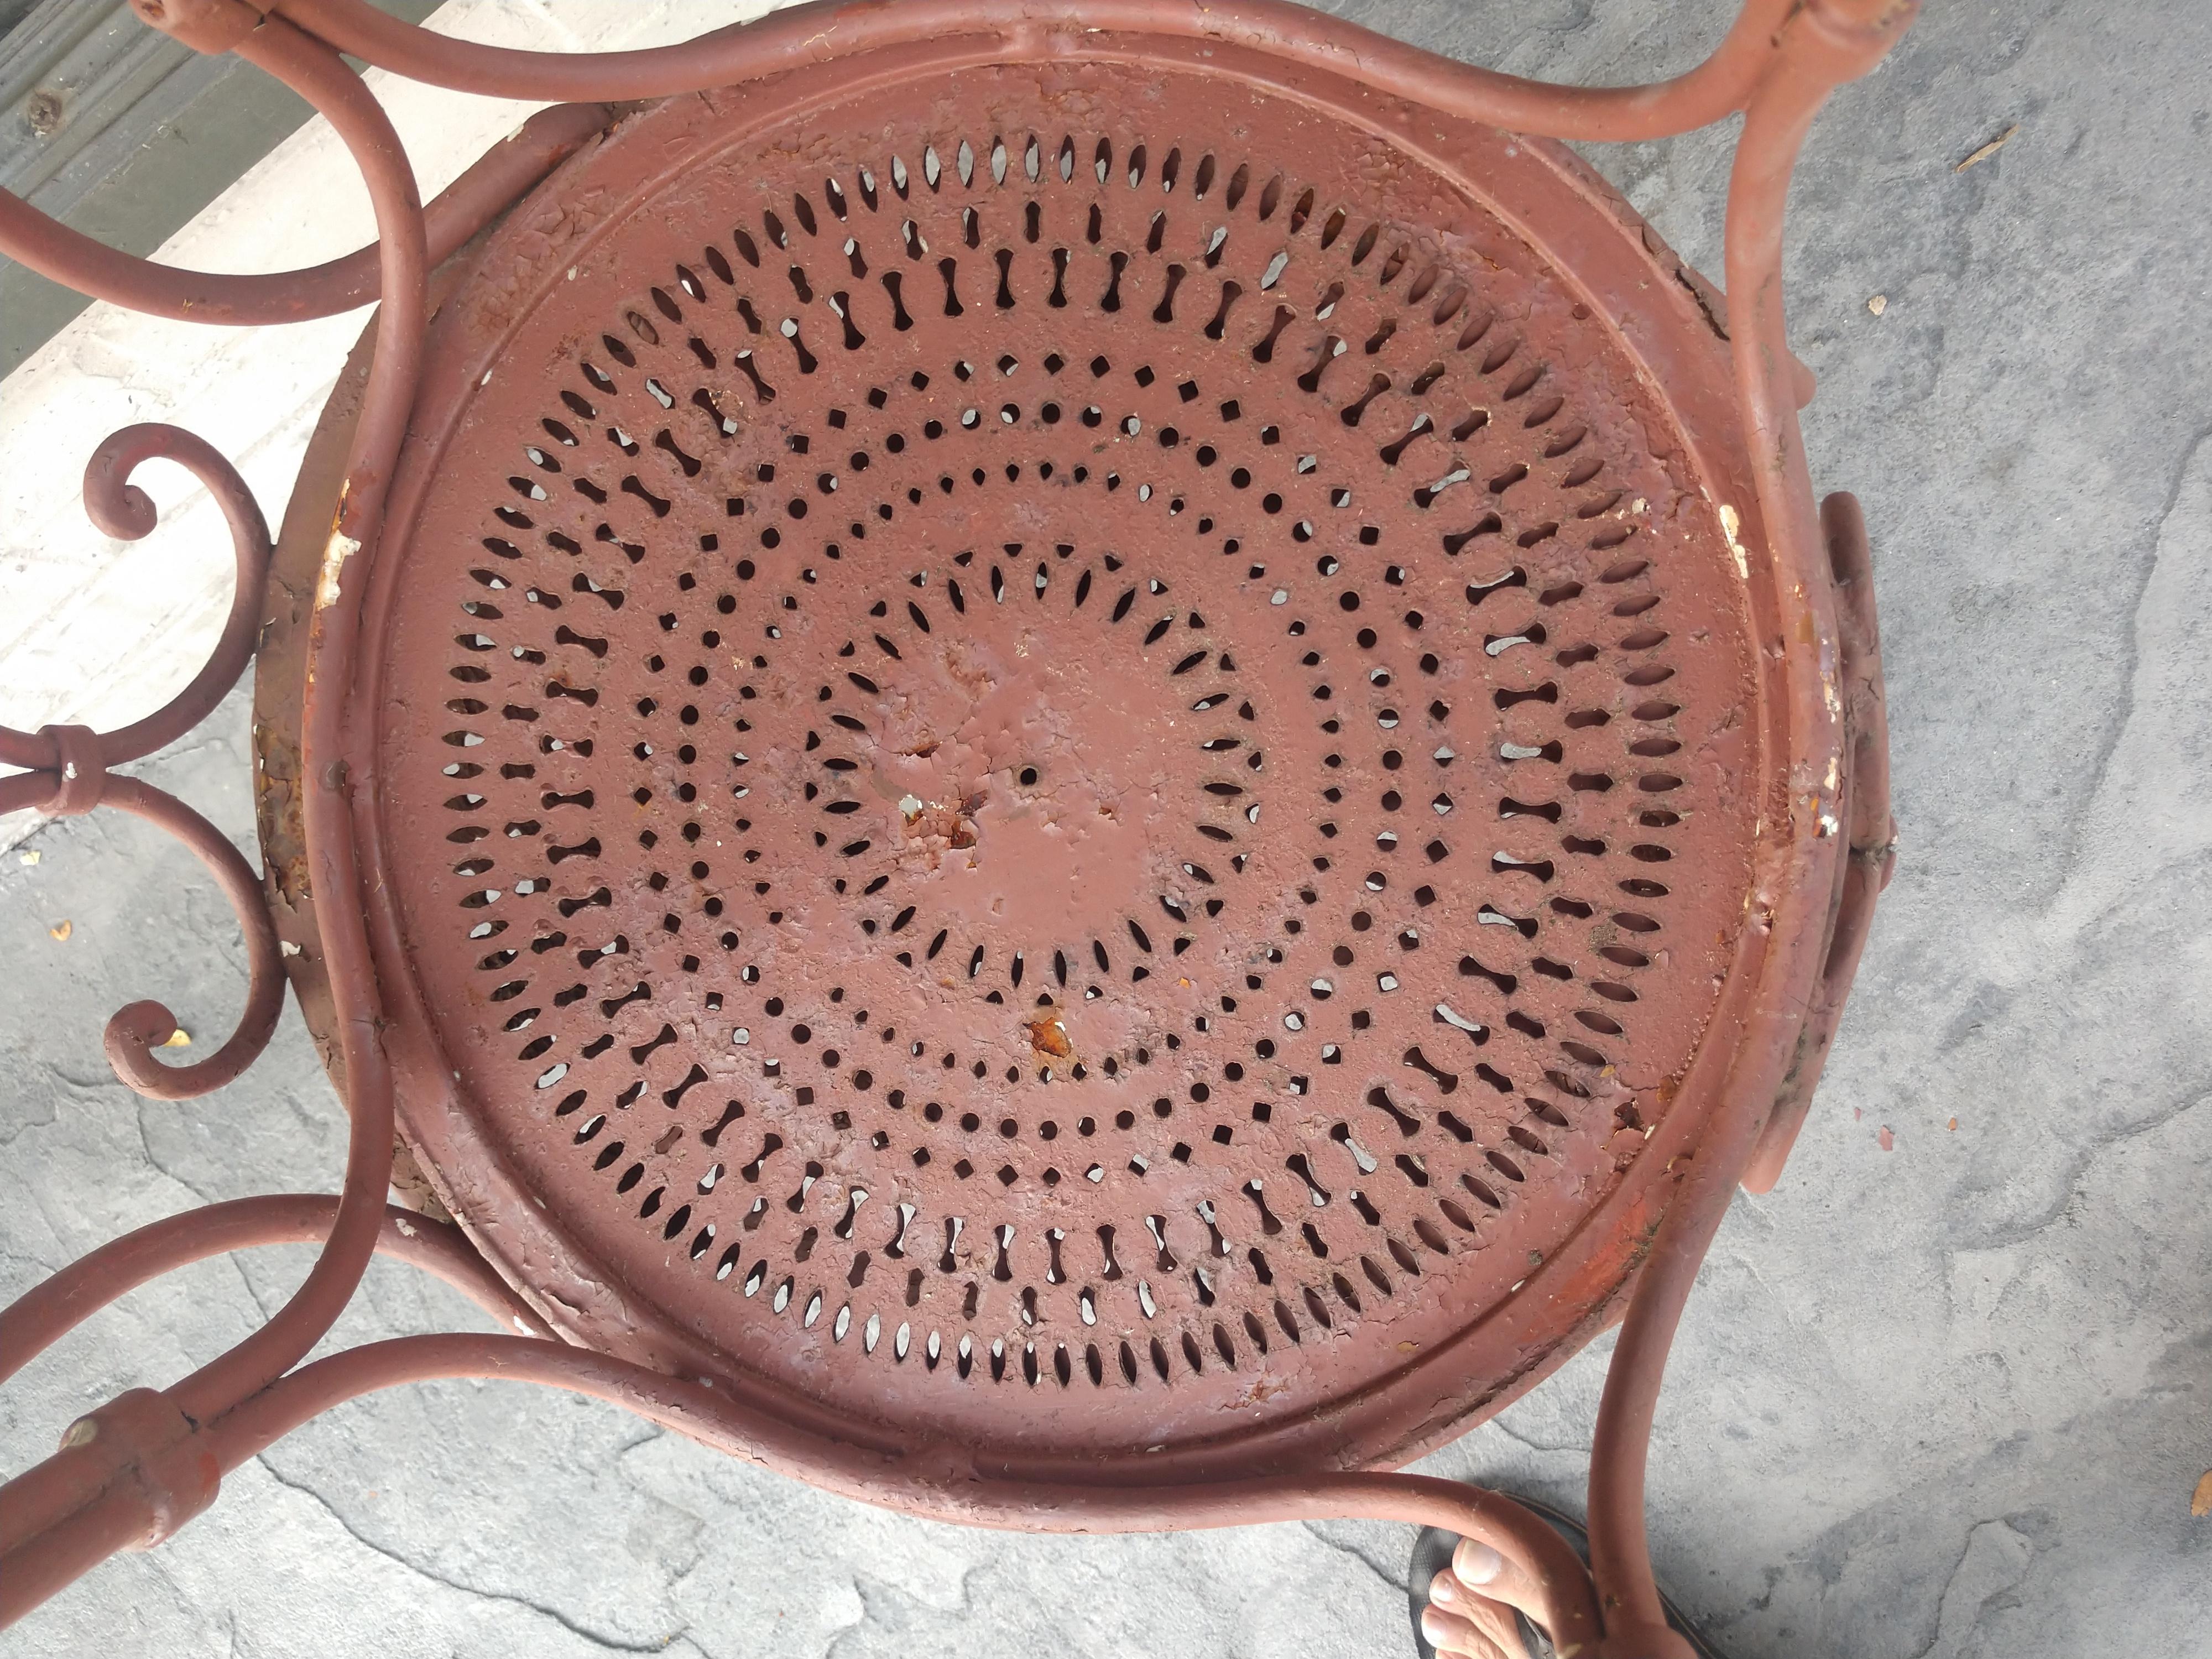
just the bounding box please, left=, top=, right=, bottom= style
left=1450, top=1536, right=1549, bottom=1652
left=1452, top=1538, right=1506, bottom=1591
left=1421, top=1603, right=1506, bottom=1659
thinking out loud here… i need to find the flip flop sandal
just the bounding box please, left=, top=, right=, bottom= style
left=1406, top=1493, right=1727, bottom=1658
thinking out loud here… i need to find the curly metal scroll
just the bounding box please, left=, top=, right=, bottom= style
left=0, top=424, right=282, bottom=1098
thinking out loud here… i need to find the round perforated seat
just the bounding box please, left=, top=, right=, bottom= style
left=0, top=0, right=1913, bottom=1634
left=262, top=35, right=1778, bottom=1486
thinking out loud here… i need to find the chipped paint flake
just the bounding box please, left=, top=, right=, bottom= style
left=1719, top=503, right=1749, bottom=581
left=315, top=530, right=362, bottom=612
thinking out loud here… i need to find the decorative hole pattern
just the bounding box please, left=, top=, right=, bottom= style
left=376, top=65, right=1755, bottom=1461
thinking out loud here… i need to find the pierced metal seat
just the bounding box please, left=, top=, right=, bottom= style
left=0, top=2, right=1905, bottom=1650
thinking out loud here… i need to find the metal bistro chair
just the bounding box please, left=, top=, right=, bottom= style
left=0, top=2, right=1904, bottom=1652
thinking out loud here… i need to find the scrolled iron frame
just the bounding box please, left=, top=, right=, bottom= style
left=0, top=1, right=1911, bottom=1650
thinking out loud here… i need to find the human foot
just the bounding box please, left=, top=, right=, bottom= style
left=1418, top=1536, right=1546, bottom=1659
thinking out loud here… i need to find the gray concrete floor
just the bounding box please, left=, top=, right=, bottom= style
left=4, top=2, right=2209, bottom=1654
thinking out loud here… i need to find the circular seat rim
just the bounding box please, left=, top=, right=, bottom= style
left=268, top=0, right=1844, bottom=1505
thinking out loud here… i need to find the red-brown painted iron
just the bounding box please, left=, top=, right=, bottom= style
left=359, top=53, right=1766, bottom=1482
left=0, top=1, right=1913, bottom=1647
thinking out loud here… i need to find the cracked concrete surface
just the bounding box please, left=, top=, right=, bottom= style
left=4, top=1, right=2210, bottom=1655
